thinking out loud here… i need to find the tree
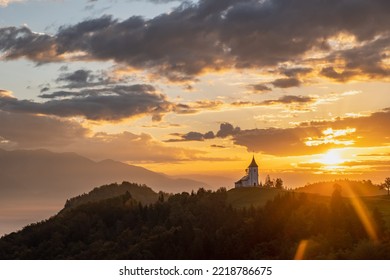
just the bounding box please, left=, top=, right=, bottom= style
left=275, top=178, right=284, bottom=189
left=264, top=175, right=273, bottom=188
left=158, top=191, right=165, bottom=203
left=380, top=177, right=390, bottom=196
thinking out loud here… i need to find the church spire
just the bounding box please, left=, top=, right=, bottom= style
left=248, top=155, right=258, bottom=168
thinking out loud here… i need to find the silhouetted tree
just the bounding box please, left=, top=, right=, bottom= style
left=275, top=178, right=284, bottom=189
left=158, top=191, right=165, bottom=203
left=380, top=177, right=390, bottom=196
left=264, top=175, right=273, bottom=188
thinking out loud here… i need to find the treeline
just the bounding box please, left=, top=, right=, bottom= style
left=260, top=175, right=284, bottom=189
left=1, top=187, right=390, bottom=259
left=63, top=181, right=164, bottom=211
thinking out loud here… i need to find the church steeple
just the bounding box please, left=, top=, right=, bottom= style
left=248, top=155, right=258, bottom=168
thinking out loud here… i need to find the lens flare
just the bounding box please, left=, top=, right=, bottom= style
left=294, top=240, right=309, bottom=260
left=320, top=150, right=344, bottom=165
left=344, top=187, right=379, bottom=244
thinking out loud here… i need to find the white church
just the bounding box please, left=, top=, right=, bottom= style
left=235, top=156, right=259, bottom=188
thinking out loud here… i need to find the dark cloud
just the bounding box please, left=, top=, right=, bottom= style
left=54, top=12, right=225, bottom=81
left=2, top=85, right=227, bottom=122
left=183, top=131, right=208, bottom=141
left=40, top=87, right=50, bottom=93
left=165, top=130, right=215, bottom=142
left=0, top=26, right=56, bottom=62
left=57, top=69, right=93, bottom=86
left=0, top=85, right=172, bottom=121
left=165, top=122, right=239, bottom=142
left=261, top=95, right=314, bottom=105
left=280, top=67, right=313, bottom=78
left=39, top=90, right=86, bottom=99
left=216, top=122, right=240, bottom=138
left=320, top=66, right=358, bottom=82
left=219, top=0, right=389, bottom=71
left=249, top=69, right=309, bottom=93
left=53, top=69, right=120, bottom=89
left=1, top=0, right=388, bottom=81
left=204, top=131, right=215, bottom=139
left=321, top=36, right=390, bottom=81
left=248, top=83, right=272, bottom=93
left=271, top=78, right=301, bottom=88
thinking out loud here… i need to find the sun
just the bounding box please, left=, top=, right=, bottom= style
left=319, top=149, right=345, bottom=165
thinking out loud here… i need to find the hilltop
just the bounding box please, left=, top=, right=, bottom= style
left=227, top=187, right=284, bottom=208
left=295, top=179, right=385, bottom=197
left=63, top=182, right=285, bottom=212
left=61, top=181, right=166, bottom=212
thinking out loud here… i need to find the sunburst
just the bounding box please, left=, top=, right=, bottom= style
left=319, top=149, right=345, bottom=166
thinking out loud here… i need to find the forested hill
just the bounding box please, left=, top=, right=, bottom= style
left=296, top=180, right=385, bottom=197
left=62, top=181, right=166, bottom=211
left=1, top=186, right=390, bottom=259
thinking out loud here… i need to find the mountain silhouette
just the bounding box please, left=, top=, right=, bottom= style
left=0, top=148, right=207, bottom=200
left=0, top=148, right=207, bottom=236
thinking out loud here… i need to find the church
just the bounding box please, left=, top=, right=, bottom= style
left=235, top=156, right=259, bottom=188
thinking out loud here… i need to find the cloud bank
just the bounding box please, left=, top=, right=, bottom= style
left=0, top=85, right=173, bottom=121
left=0, top=0, right=388, bottom=81
left=167, top=108, right=390, bottom=156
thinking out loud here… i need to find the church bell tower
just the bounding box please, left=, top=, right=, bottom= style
left=234, top=155, right=260, bottom=188
left=248, top=156, right=259, bottom=186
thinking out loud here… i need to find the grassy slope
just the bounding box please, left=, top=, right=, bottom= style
left=227, top=187, right=284, bottom=208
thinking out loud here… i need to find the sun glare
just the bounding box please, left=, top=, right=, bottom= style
left=320, top=149, right=344, bottom=165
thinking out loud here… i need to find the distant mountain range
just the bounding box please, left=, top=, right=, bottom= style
left=0, top=148, right=207, bottom=201
left=0, top=148, right=207, bottom=236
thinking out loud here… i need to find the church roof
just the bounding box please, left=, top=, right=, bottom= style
left=248, top=156, right=258, bottom=168
left=235, top=175, right=249, bottom=184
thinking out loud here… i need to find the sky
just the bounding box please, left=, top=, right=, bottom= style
left=0, top=0, right=389, bottom=188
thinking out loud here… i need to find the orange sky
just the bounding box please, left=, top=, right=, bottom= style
left=0, top=0, right=389, bottom=188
